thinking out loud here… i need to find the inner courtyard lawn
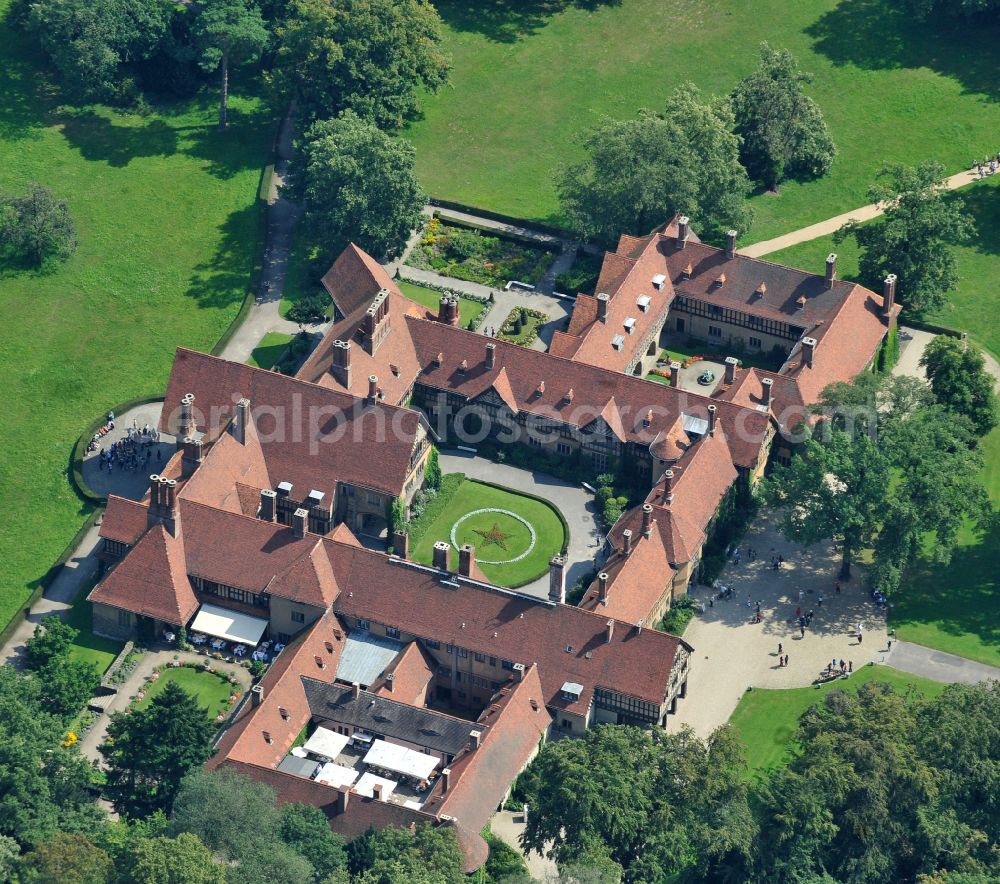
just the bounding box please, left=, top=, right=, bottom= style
left=404, top=0, right=1000, bottom=241
left=0, top=0, right=272, bottom=631
left=135, top=667, right=236, bottom=719
left=410, top=478, right=567, bottom=587
left=397, top=280, right=486, bottom=327
left=248, top=332, right=296, bottom=370
left=64, top=585, right=123, bottom=675
left=729, top=666, right=946, bottom=777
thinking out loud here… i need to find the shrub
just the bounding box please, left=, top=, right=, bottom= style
left=659, top=596, right=697, bottom=635
left=425, top=447, right=442, bottom=490
left=287, top=292, right=328, bottom=324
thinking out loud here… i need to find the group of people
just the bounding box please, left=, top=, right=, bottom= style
left=95, top=421, right=161, bottom=474
left=827, top=658, right=853, bottom=676
left=973, top=153, right=1000, bottom=178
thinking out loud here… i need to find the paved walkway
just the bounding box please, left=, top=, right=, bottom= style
left=740, top=168, right=982, bottom=258
left=437, top=451, right=602, bottom=599
left=77, top=648, right=253, bottom=764
left=670, top=510, right=887, bottom=738
left=885, top=640, right=1000, bottom=685
left=81, top=402, right=174, bottom=500
left=490, top=809, right=558, bottom=880
left=894, top=326, right=1000, bottom=390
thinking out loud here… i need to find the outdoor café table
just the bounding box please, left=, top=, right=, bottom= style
left=233, top=645, right=246, bottom=657
left=190, top=634, right=207, bottom=645
left=210, top=638, right=226, bottom=651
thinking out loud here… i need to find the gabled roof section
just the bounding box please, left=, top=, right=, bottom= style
left=89, top=523, right=197, bottom=626
left=321, top=243, right=398, bottom=319
left=267, top=539, right=340, bottom=607
left=488, top=366, right=519, bottom=414
left=370, top=641, right=436, bottom=704
left=99, top=495, right=149, bottom=546
left=180, top=427, right=271, bottom=514
left=596, top=396, right=627, bottom=442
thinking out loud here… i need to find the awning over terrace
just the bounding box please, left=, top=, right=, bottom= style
left=189, top=603, right=268, bottom=646
left=363, top=739, right=439, bottom=781
left=303, top=727, right=350, bottom=760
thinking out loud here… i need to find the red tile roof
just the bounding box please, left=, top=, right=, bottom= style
left=99, top=496, right=149, bottom=546
left=321, top=243, right=399, bottom=319
left=371, top=641, right=436, bottom=704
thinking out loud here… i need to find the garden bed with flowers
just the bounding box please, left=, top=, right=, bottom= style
left=407, top=217, right=556, bottom=289
left=131, top=661, right=242, bottom=724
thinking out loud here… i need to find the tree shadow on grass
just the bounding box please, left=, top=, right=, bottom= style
left=185, top=202, right=260, bottom=312
left=435, top=0, right=621, bottom=43
left=956, top=180, right=1000, bottom=258
left=182, top=102, right=277, bottom=180
left=57, top=110, right=179, bottom=167
left=0, top=10, right=51, bottom=141
left=806, top=0, right=1000, bottom=103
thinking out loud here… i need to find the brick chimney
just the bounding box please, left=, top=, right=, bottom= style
left=438, top=294, right=460, bottom=327
left=642, top=503, right=654, bottom=538
left=664, top=469, right=675, bottom=505
left=825, top=253, right=837, bottom=290
left=392, top=530, right=409, bottom=558
left=363, top=289, right=391, bottom=353
left=352, top=682, right=361, bottom=700
left=459, top=544, right=476, bottom=577
left=251, top=684, right=263, bottom=707
left=259, top=488, right=277, bottom=522
left=801, top=337, right=817, bottom=368
left=669, top=361, right=681, bottom=388
left=677, top=215, right=689, bottom=249
left=548, top=555, right=566, bottom=604
left=762, top=376, right=773, bottom=406
left=724, top=356, right=738, bottom=385
left=432, top=540, right=450, bottom=572
left=367, top=375, right=379, bottom=403
left=233, top=398, right=250, bottom=446
left=178, top=393, right=196, bottom=440
left=330, top=340, right=352, bottom=389
left=707, top=404, right=717, bottom=436
left=470, top=730, right=482, bottom=750
left=292, top=507, right=308, bottom=538
left=606, top=619, right=614, bottom=644
left=336, top=789, right=350, bottom=814
left=596, top=292, right=609, bottom=322
left=512, top=662, right=525, bottom=682
left=161, top=477, right=180, bottom=537
left=725, top=229, right=737, bottom=259
left=181, top=436, right=203, bottom=478
left=442, top=768, right=452, bottom=793
left=485, top=342, right=496, bottom=370
left=598, top=572, right=609, bottom=605
left=384, top=673, right=394, bottom=693
left=882, top=273, right=897, bottom=317
left=622, top=528, right=633, bottom=556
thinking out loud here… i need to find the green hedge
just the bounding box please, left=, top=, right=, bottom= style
left=428, top=198, right=582, bottom=242
left=406, top=473, right=466, bottom=548
left=899, top=317, right=964, bottom=338
left=71, top=395, right=165, bottom=503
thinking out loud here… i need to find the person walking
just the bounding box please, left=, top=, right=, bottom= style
left=857, top=623, right=863, bottom=644
left=778, top=642, right=783, bottom=655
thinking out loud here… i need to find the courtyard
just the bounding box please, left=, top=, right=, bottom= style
left=409, top=475, right=568, bottom=589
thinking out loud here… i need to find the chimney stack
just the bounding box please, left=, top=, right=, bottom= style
left=233, top=398, right=250, bottom=446
left=181, top=436, right=203, bottom=478
left=598, top=572, right=609, bottom=605
left=606, top=619, right=614, bottom=644
left=384, top=673, right=394, bottom=693
left=432, top=540, right=450, bottom=572
left=677, top=215, right=689, bottom=249
left=596, top=292, right=609, bottom=322
left=161, top=477, right=180, bottom=537
left=459, top=544, right=476, bottom=577
left=825, top=253, right=837, bottom=290
left=392, top=530, right=409, bottom=558
left=336, top=789, right=350, bottom=814
left=622, top=528, right=633, bottom=556
left=882, top=273, right=897, bottom=317
left=330, top=340, right=352, bottom=389
left=707, top=404, right=717, bottom=436
left=664, top=470, right=675, bottom=505
left=724, top=356, right=738, bottom=385
left=762, top=376, right=773, bottom=406
left=801, top=337, right=817, bottom=369
left=442, top=768, right=452, bottom=793
left=178, top=393, right=196, bottom=440
left=512, top=662, right=525, bottom=682
left=292, top=507, right=308, bottom=539
left=470, top=730, right=482, bottom=750
left=372, top=783, right=384, bottom=802
left=251, top=684, right=263, bottom=708
left=548, top=555, right=566, bottom=605
left=259, top=488, right=277, bottom=522
left=438, top=295, right=460, bottom=327
left=352, top=682, right=361, bottom=700
left=725, top=229, right=737, bottom=259
left=642, top=503, right=654, bottom=538
left=669, top=361, right=681, bottom=388
left=485, top=342, right=496, bottom=370
left=367, top=375, right=379, bottom=403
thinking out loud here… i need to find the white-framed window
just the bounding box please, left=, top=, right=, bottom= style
left=117, top=609, right=131, bottom=627
left=528, top=435, right=543, bottom=448
left=367, top=492, right=379, bottom=506
left=386, top=625, right=400, bottom=639
left=357, top=619, right=370, bottom=631
left=708, top=325, right=722, bottom=339
left=291, top=611, right=305, bottom=624
left=557, top=442, right=571, bottom=456
left=749, top=336, right=762, bottom=349
left=592, top=452, right=607, bottom=470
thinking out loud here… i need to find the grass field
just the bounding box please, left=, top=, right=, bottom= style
left=729, top=666, right=946, bottom=776
left=135, top=666, right=236, bottom=718
left=0, top=1, right=271, bottom=631
left=64, top=582, right=123, bottom=674
left=397, top=280, right=486, bottom=327
left=404, top=0, right=1000, bottom=241
left=410, top=478, right=566, bottom=586
left=248, top=332, right=296, bottom=370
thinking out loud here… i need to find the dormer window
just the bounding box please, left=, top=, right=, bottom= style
left=623, top=317, right=636, bottom=334
left=611, top=334, right=625, bottom=351
left=651, top=274, right=666, bottom=291
left=636, top=295, right=651, bottom=312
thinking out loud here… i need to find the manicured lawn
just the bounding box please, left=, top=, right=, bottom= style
left=135, top=666, right=237, bottom=718
left=410, top=477, right=567, bottom=587
left=497, top=307, right=547, bottom=346
left=729, top=666, right=946, bottom=776
left=0, top=0, right=272, bottom=630
left=248, top=332, right=295, bottom=370
left=397, top=280, right=486, bottom=327
left=64, top=580, right=123, bottom=675
left=404, top=0, right=1000, bottom=241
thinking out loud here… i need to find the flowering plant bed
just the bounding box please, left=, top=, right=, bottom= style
left=407, top=218, right=556, bottom=289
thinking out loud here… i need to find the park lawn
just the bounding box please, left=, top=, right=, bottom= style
left=404, top=0, right=1000, bottom=242
left=64, top=580, right=123, bottom=675
left=409, top=478, right=566, bottom=587
left=248, top=332, right=296, bottom=370
left=135, top=666, right=236, bottom=718
left=0, top=0, right=272, bottom=631
left=397, top=280, right=486, bottom=327
left=729, top=665, right=946, bottom=777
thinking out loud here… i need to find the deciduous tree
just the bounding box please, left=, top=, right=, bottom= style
left=0, top=184, right=78, bottom=268
left=124, top=832, right=226, bottom=884
left=270, top=0, right=450, bottom=128
left=836, top=163, right=976, bottom=316
left=557, top=84, right=753, bottom=243
left=279, top=803, right=347, bottom=881
left=19, top=832, right=112, bottom=884
left=730, top=43, right=836, bottom=190
left=919, top=335, right=997, bottom=437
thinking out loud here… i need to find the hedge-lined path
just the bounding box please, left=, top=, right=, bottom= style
left=436, top=450, right=601, bottom=599
left=740, top=168, right=981, bottom=258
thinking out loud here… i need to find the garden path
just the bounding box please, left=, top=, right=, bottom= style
left=740, top=168, right=981, bottom=258
left=886, top=640, right=1000, bottom=685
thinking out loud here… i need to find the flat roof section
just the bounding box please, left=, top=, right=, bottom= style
left=335, top=631, right=405, bottom=687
